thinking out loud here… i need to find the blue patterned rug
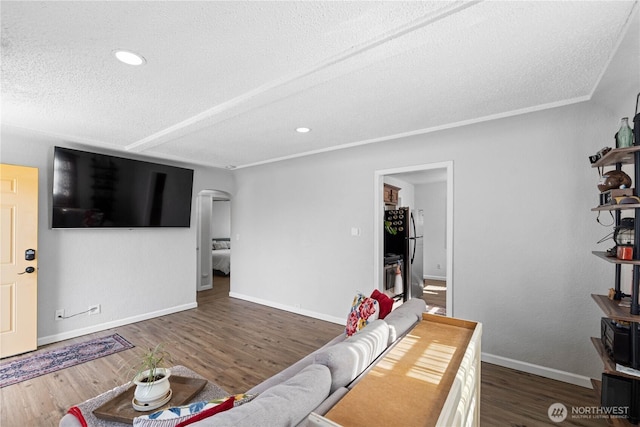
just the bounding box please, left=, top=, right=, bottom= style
left=0, top=334, right=133, bottom=388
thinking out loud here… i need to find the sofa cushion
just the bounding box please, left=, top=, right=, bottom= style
left=384, top=310, right=418, bottom=344
left=383, top=298, right=426, bottom=344
left=398, top=297, right=427, bottom=318
left=247, top=355, right=315, bottom=396
left=305, top=387, right=349, bottom=418
left=313, top=319, right=390, bottom=393
left=196, top=364, right=332, bottom=427
left=247, top=333, right=347, bottom=395
left=345, top=292, right=380, bottom=336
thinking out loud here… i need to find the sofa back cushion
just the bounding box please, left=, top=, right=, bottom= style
left=313, top=319, right=390, bottom=393
left=197, top=364, right=332, bottom=427
left=247, top=333, right=347, bottom=395
left=383, top=298, right=426, bottom=344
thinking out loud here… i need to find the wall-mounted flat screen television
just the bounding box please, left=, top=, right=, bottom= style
left=52, top=146, right=194, bottom=228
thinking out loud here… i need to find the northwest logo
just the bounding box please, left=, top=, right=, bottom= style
left=548, top=403, right=568, bottom=422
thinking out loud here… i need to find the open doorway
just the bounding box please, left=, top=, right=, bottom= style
left=374, top=162, right=453, bottom=316
left=196, top=190, right=232, bottom=292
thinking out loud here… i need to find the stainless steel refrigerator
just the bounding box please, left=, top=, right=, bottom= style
left=384, top=207, right=424, bottom=300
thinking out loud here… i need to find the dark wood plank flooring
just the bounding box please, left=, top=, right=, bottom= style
left=423, top=278, right=447, bottom=315
left=0, top=276, right=606, bottom=426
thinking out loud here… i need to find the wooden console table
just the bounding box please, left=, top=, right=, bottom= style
left=324, top=314, right=482, bottom=427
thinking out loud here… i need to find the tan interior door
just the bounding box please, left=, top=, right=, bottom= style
left=1, top=164, right=38, bottom=358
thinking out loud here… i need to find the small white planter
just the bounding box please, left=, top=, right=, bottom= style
left=133, top=368, right=171, bottom=405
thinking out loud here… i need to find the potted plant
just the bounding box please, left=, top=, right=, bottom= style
left=126, top=343, right=173, bottom=409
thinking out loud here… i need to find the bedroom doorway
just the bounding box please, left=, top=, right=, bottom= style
left=196, top=190, right=231, bottom=292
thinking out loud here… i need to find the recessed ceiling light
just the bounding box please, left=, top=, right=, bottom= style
left=296, top=127, right=311, bottom=133
left=113, top=49, right=146, bottom=66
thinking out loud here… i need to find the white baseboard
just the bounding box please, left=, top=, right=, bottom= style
left=424, top=274, right=446, bottom=281
left=482, top=352, right=593, bottom=389
left=229, top=292, right=345, bottom=325
left=38, top=302, right=198, bottom=346
left=38, top=299, right=593, bottom=390
left=228, top=294, right=592, bottom=389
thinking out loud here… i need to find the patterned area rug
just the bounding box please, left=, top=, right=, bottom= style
left=0, top=334, right=133, bottom=388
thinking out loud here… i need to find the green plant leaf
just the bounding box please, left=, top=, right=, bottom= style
left=120, top=342, right=173, bottom=384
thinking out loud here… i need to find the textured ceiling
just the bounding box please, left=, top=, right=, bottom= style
left=1, top=1, right=638, bottom=169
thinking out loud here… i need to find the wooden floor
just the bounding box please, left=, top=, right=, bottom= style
left=1, top=276, right=606, bottom=426
left=423, top=278, right=447, bottom=315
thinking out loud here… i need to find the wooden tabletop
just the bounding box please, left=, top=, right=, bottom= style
left=325, top=315, right=476, bottom=427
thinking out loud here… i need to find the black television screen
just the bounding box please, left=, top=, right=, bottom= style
left=52, top=147, right=194, bottom=228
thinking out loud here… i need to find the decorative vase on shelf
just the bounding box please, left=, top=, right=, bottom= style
left=616, top=117, right=634, bottom=148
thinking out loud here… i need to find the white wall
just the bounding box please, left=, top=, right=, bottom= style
left=198, top=192, right=214, bottom=289
left=416, top=181, right=447, bottom=279
left=211, top=201, right=231, bottom=239
left=0, top=127, right=234, bottom=344
left=231, top=97, right=624, bottom=382
left=231, top=18, right=638, bottom=384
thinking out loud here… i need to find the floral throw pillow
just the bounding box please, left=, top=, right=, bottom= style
left=133, top=394, right=256, bottom=427
left=345, top=292, right=380, bottom=337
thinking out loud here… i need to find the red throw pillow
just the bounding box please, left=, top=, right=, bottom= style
left=370, top=289, right=393, bottom=319
left=175, top=396, right=235, bottom=427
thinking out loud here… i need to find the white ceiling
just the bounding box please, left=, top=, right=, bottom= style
left=390, top=168, right=447, bottom=186
left=2, top=1, right=638, bottom=169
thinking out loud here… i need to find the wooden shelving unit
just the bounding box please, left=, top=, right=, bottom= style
left=592, top=294, right=640, bottom=323
left=591, top=145, right=640, bottom=313
left=592, top=252, right=640, bottom=266
left=592, top=146, right=640, bottom=168
left=591, top=145, right=640, bottom=424
left=591, top=337, right=639, bottom=381
left=592, top=204, right=640, bottom=212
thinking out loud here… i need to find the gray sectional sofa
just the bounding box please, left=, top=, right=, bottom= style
left=60, top=298, right=427, bottom=427
left=197, top=297, right=426, bottom=426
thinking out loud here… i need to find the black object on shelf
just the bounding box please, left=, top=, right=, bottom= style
left=601, top=373, right=639, bottom=424
left=601, top=317, right=640, bottom=369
